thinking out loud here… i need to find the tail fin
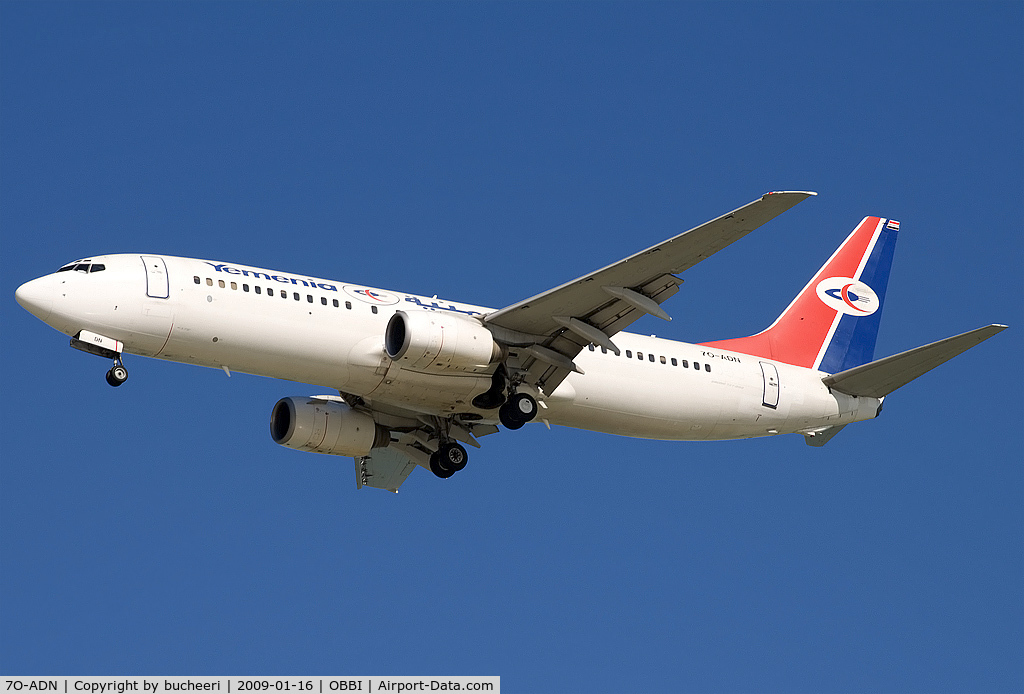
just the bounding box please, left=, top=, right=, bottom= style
left=702, top=216, right=900, bottom=374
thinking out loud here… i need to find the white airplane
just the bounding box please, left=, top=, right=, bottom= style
left=15, top=192, right=1006, bottom=491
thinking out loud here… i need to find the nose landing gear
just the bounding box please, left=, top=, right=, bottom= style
left=105, top=358, right=129, bottom=387
left=70, top=330, right=130, bottom=387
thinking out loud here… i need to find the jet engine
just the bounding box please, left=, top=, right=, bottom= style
left=385, top=310, right=504, bottom=374
left=270, top=397, right=389, bottom=457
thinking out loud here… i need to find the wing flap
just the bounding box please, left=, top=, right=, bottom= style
left=822, top=324, right=1007, bottom=398
left=356, top=446, right=419, bottom=493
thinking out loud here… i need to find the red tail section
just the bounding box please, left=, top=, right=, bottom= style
left=701, top=216, right=899, bottom=373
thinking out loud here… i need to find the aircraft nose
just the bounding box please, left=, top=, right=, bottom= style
left=15, top=276, right=54, bottom=322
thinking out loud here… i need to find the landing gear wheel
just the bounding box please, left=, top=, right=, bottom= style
left=429, top=452, right=456, bottom=479
left=500, top=392, right=537, bottom=429
left=105, top=364, right=128, bottom=387
left=439, top=442, right=468, bottom=472
left=499, top=406, right=525, bottom=429
left=429, top=442, right=468, bottom=478
left=509, top=392, right=538, bottom=421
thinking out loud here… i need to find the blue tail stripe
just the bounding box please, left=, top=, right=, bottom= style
left=818, top=223, right=899, bottom=373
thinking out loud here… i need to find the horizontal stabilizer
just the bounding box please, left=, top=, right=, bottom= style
left=822, top=324, right=1007, bottom=398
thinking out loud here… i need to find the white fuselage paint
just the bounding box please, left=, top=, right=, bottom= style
left=22, top=254, right=881, bottom=441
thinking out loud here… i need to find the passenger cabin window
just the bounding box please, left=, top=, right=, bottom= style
left=333, top=299, right=339, bottom=308
left=206, top=278, right=213, bottom=286
left=693, top=362, right=700, bottom=370
left=243, top=284, right=249, bottom=292
left=307, top=295, right=313, bottom=303
left=660, top=356, right=666, bottom=364
left=267, top=288, right=274, bottom=296
left=588, top=344, right=595, bottom=351
left=321, top=297, right=327, bottom=306
left=194, top=276, right=201, bottom=284
left=371, top=306, right=378, bottom=314
left=625, top=350, right=632, bottom=358
left=218, top=280, right=225, bottom=288
left=230, top=282, right=237, bottom=290
left=705, top=363, right=712, bottom=372
left=345, top=301, right=352, bottom=309
left=649, top=354, right=655, bottom=362
left=671, top=358, right=677, bottom=366
left=681, top=360, right=688, bottom=368
left=293, top=292, right=300, bottom=301
left=255, top=286, right=261, bottom=294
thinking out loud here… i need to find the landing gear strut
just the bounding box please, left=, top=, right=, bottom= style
left=499, top=392, right=538, bottom=430
left=429, top=441, right=468, bottom=479
left=105, top=357, right=128, bottom=387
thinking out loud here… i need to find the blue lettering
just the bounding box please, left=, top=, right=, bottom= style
left=403, top=295, right=479, bottom=316
left=205, top=262, right=336, bottom=290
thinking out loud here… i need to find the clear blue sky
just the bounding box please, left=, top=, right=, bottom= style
left=2, top=2, right=1021, bottom=691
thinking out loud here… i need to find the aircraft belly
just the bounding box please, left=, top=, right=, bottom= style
left=367, top=365, right=492, bottom=414
left=546, top=369, right=731, bottom=440
left=544, top=359, right=850, bottom=441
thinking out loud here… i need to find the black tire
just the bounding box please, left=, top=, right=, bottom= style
left=105, top=367, right=127, bottom=387
left=509, top=392, right=538, bottom=422
left=429, top=452, right=455, bottom=479
left=499, top=402, right=526, bottom=429
left=439, top=442, right=468, bottom=472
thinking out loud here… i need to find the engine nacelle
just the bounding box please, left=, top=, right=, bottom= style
left=385, top=310, right=504, bottom=374
left=270, top=397, right=389, bottom=457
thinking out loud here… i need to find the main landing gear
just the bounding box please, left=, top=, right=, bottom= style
left=429, top=441, right=468, bottom=479
left=499, top=392, right=538, bottom=430
left=425, top=384, right=538, bottom=481
left=105, top=357, right=128, bottom=387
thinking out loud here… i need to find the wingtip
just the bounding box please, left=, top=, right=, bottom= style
left=764, top=190, right=818, bottom=197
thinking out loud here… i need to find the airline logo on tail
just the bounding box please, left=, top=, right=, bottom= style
left=815, top=277, right=879, bottom=315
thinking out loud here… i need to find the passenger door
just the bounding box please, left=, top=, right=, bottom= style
left=760, top=361, right=780, bottom=409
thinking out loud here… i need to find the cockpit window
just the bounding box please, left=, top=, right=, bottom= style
left=56, top=261, right=104, bottom=273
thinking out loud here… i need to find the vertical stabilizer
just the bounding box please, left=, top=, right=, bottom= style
left=701, top=216, right=899, bottom=374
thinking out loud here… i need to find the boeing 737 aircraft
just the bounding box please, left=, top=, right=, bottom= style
left=15, top=192, right=1006, bottom=491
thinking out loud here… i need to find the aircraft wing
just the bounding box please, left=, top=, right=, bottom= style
left=484, top=191, right=816, bottom=394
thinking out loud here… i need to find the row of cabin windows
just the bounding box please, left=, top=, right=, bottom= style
left=586, top=343, right=712, bottom=372
left=194, top=276, right=378, bottom=314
